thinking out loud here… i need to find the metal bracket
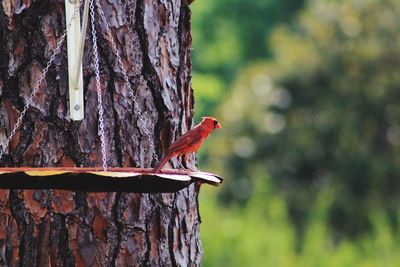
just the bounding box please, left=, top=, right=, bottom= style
left=65, top=0, right=90, bottom=120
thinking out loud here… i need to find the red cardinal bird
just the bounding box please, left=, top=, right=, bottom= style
left=153, top=117, right=221, bottom=173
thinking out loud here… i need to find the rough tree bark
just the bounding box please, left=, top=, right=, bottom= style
left=0, top=0, right=202, bottom=266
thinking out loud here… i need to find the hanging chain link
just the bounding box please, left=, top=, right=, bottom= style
left=94, top=0, right=158, bottom=162
left=90, top=0, right=108, bottom=172
left=0, top=2, right=82, bottom=161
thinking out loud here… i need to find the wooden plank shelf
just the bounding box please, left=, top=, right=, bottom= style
left=0, top=167, right=223, bottom=193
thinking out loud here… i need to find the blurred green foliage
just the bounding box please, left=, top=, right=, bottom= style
left=191, top=0, right=304, bottom=73
left=191, top=0, right=305, bottom=121
left=191, top=0, right=400, bottom=265
left=200, top=185, right=400, bottom=267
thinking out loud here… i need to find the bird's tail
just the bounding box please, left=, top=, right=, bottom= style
left=153, top=153, right=172, bottom=173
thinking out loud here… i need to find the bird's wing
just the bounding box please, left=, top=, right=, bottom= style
left=167, top=130, right=203, bottom=154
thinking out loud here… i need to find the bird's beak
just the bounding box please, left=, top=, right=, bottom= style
left=215, top=122, right=221, bottom=129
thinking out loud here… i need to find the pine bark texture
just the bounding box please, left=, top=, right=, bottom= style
left=0, top=0, right=201, bottom=266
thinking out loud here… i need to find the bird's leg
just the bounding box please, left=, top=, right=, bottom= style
left=185, top=153, right=198, bottom=172
left=181, top=154, right=189, bottom=170
left=177, top=154, right=191, bottom=171
left=175, top=155, right=185, bottom=170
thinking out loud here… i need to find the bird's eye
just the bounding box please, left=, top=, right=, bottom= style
left=213, top=121, right=218, bottom=127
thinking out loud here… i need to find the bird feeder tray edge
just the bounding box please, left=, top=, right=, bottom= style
left=0, top=167, right=223, bottom=193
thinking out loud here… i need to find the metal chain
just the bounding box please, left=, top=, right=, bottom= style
left=94, top=0, right=158, bottom=162
left=0, top=2, right=82, bottom=161
left=90, top=0, right=108, bottom=172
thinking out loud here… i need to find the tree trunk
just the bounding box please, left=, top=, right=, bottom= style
left=0, top=0, right=201, bottom=266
